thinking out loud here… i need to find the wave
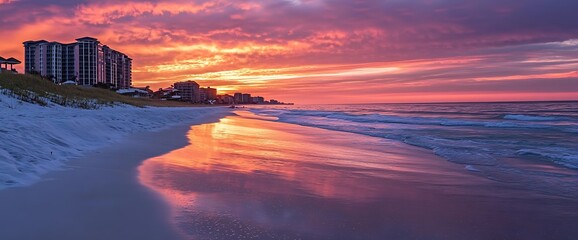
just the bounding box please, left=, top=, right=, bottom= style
left=248, top=103, right=578, bottom=199
left=401, top=137, right=499, bottom=166
left=502, top=114, right=564, bottom=121
left=517, top=149, right=578, bottom=169
left=248, top=107, right=578, bottom=170
left=260, top=110, right=576, bottom=133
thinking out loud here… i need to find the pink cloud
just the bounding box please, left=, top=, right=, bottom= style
left=1, top=0, right=578, bottom=103
left=0, top=0, right=17, bottom=5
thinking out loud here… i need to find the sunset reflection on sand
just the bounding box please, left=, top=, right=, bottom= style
left=138, top=111, right=578, bottom=239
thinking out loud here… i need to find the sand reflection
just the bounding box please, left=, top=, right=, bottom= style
left=138, top=112, right=578, bottom=239
left=140, top=113, right=446, bottom=203
left=138, top=113, right=479, bottom=238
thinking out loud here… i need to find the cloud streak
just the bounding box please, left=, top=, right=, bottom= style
left=0, top=0, right=15, bottom=5
left=1, top=0, right=577, bottom=103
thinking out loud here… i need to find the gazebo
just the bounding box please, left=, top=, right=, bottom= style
left=6, top=57, right=21, bottom=71
left=0, top=56, right=7, bottom=70
left=0, top=56, right=21, bottom=72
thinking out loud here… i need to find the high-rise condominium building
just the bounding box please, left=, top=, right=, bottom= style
left=23, top=37, right=132, bottom=89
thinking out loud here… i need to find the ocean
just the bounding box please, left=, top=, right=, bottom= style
left=249, top=101, right=578, bottom=199
left=139, top=102, right=578, bottom=239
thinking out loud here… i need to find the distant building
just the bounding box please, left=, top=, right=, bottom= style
left=153, top=87, right=180, bottom=100
left=199, top=87, right=217, bottom=102
left=174, top=81, right=200, bottom=103
left=242, top=93, right=251, bottom=104
left=253, top=96, right=265, bottom=104
left=218, top=94, right=235, bottom=104
left=23, top=37, right=132, bottom=88
left=234, top=92, right=243, bottom=104
left=206, top=87, right=217, bottom=100
left=116, top=87, right=152, bottom=98
left=199, top=90, right=206, bottom=102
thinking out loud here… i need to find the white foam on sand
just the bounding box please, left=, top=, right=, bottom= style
left=0, top=93, right=227, bottom=190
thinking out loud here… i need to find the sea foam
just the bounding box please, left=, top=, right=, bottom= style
left=248, top=102, right=578, bottom=198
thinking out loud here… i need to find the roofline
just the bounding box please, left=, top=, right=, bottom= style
left=23, top=40, right=49, bottom=45
left=75, top=37, right=99, bottom=41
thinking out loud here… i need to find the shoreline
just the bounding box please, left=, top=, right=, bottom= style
left=1, top=107, right=576, bottom=239
left=0, top=109, right=229, bottom=240
left=0, top=90, right=231, bottom=190
left=140, top=111, right=578, bottom=239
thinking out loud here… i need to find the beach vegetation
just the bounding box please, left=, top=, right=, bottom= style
left=0, top=72, right=195, bottom=109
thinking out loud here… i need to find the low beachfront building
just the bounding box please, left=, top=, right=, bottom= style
left=234, top=92, right=243, bottom=104
left=174, top=81, right=200, bottom=103
left=116, top=87, right=152, bottom=98
left=252, top=96, right=265, bottom=104
left=153, top=87, right=179, bottom=100
left=242, top=93, right=251, bottom=104
left=200, top=87, right=217, bottom=102
left=218, top=94, right=235, bottom=104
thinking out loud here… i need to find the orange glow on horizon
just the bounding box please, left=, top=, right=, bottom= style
left=1, top=0, right=577, bottom=103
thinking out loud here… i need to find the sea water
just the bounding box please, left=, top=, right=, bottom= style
left=141, top=106, right=578, bottom=239
left=249, top=101, right=578, bottom=199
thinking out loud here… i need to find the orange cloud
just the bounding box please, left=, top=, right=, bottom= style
left=0, top=0, right=17, bottom=5
left=2, top=0, right=578, bottom=103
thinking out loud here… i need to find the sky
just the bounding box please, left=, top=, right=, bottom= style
left=1, top=0, right=577, bottom=104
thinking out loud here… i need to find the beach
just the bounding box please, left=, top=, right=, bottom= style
left=0, top=109, right=229, bottom=240
left=3, top=0, right=578, bottom=238
left=0, top=92, right=231, bottom=190
left=140, top=110, right=578, bottom=239
left=1, top=105, right=577, bottom=239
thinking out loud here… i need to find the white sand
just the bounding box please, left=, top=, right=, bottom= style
left=0, top=109, right=229, bottom=240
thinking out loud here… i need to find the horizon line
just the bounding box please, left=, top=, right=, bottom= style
left=296, top=99, right=578, bottom=105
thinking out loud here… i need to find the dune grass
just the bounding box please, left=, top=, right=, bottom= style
left=0, top=72, right=194, bottom=108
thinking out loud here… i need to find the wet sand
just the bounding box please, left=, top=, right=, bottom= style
left=0, top=110, right=229, bottom=240
left=140, top=111, right=578, bottom=240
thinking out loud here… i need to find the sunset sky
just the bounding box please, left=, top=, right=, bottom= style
left=1, top=0, right=577, bottom=103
